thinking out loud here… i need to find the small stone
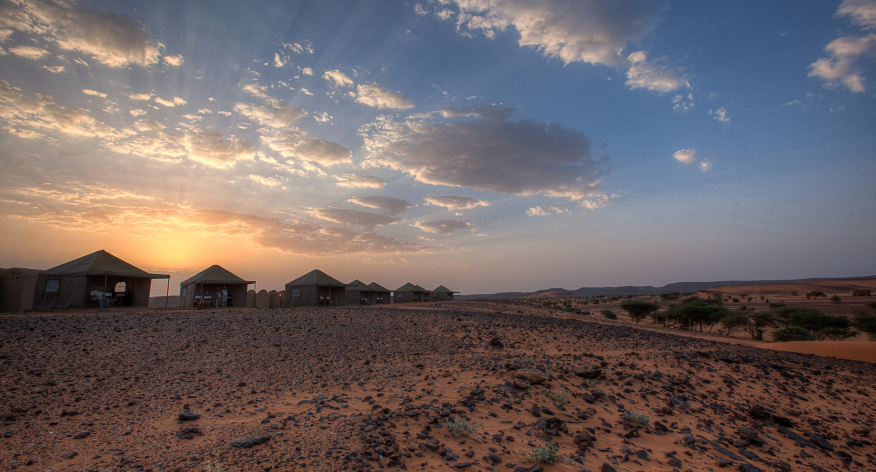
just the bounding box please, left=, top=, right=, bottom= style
left=229, top=435, right=271, bottom=448
left=178, top=410, right=200, bottom=421
left=73, top=431, right=90, bottom=439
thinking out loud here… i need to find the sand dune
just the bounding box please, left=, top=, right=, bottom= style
left=761, top=340, right=876, bottom=363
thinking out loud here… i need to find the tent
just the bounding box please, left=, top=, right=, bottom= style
left=414, top=284, right=431, bottom=302
left=394, top=282, right=425, bottom=303
left=33, top=250, right=169, bottom=309
left=0, top=268, right=43, bottom=313
left=432, top=285, right=459, bottom=301
left=179, top=265, right=255, bottom=308
left=285, top=269, right=347, bottom=307
left=345, top=279, right=373, bottom=306
left=367, top=282, right=390, bottom=305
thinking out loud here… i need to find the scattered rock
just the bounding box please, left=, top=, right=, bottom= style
left=229, top=435, right=271, bottom=448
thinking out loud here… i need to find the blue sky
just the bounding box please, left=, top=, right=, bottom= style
left=0, top=0, right=874, bottom=294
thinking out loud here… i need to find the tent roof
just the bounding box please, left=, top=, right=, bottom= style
left=285, top=269, right=346, bottom=287
left=41, top=250, right=169, bottom=279
left=395, top=282, right=423, bottom=292
left=346, top=279, right=371, bottom=291
left=414, top=284, right=428, bottom=292
left=180, top=265, right=255, bottom=285
left=368, top=282, right=389, bottom=292
left=432, top=285, right=454, bottom=293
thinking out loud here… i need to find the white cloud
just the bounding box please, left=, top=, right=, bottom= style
left=72, top=57, right=88, bottom=67
left=42, top=65, right=65, bottom=73
left=273, top=52, right=288, bottom=68
left=163, top=54, right=184, bottom=66
left=710, top=107, right=730, bottom=123
left=348, top=196, right=413, bottom=215
left=82, top=89, right=107, bottom=98
left=301, top=67, right=313, bottom=75
left=673, top=148, right=698, bottom=164
left=361, top=104, right=608, bottom=202
left=424, top=195, right=490, bottom=210
left=282, top=42, right=313, bottom=54
left=129, top=109, right=147, bottom=116
left=0, top=79, right=117, bottom=138
left=234, top=102, right=307, bottom=128
left=3, top=0, right=164, bottom=67
left=180, top=129, right=256, bottom=168
left=425, top=0, right=685, bottom=93
left=154, top=96, right=186, bottom=107
left=301, top=88, right=313, bottom=96
left=242, top=83, right=270, bottom=99
left=625, top=51, right=688, bottom=93
left=9, top=45, right=49, bottom=59
left=355, top=83, right=414, bottom=110
left=672, top=93, right=694, bottom=112
left=323, top=69, right=354, bottom=88
left=808, top=0, right=876, bottom=92
left=292, top=138, right=352, bottom=166
left=673, top=147, right=713, bottom=172
left=128, top=93, right=152, bottom=101
left=414, top=219, right=474, bottom=235
left=525, top=206, right=569, bottom=216
left=312, top=207, right=401, bottom=231
left=313, top=111, right=331, bottom=123
left=182, top=113, right=202, bottom=121
left=335, top=174, right=386, bottom=189
left=217, top=110, right=231, bottom=117
left=248, top=174, right=281, bottom=187
left=197, top=108, right=212, bottom=114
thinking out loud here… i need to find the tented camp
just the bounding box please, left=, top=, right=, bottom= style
left=346, top=279, right=373, bottom=306
left=0, top=268, right=43, bottom=313
left=285, top=269, right=347, bottom=307
left=394, top=282, right=425, bottom=303
left=33, top=250, right=169, bottom=309
left=179, top=265, right=255, bottom=308
left=367, top=282, right=390, bottom=305
left=432, top=285, right=459, bottom=301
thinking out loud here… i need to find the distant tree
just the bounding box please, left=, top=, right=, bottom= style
left=600, top=309, right=617, bottom=320
left=772, top=326, right=816, bottom=342
left=747, top=297, right=753, bottom=303
left=745, top=312, right=778, bottom=340
left=619, top=300, right=660, bottom=323
left=712, top=293, right=724, bottom=306
left=720, top=313, right=750, bottom=337
left=830, top=294, right=841, bottom=304
left=660, top=292, right=681, bottom=301
left=807, top=291, right=826, bottom=300
left=732, top=298, right=740, bottom=303
left=768, top=302, right=786, bottom=309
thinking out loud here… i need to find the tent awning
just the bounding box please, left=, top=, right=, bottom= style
left=41, top=250, right=169, bottom=279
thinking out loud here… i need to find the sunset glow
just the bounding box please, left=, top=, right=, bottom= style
left=1, top=0, right=874, bottom=294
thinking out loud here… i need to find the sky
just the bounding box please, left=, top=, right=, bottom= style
left=0, top=0, right=874, bottom=296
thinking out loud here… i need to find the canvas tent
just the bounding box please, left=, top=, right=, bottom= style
left=415, top=284, right=431, bottom=302
left=33, top=250, right=169, bottom=309
left=285, top=269, right=347, bottom=307
left=367, top=282, right=390, bottom=305
left=179, top=265, right=255, bottom=308
left=432, top=285, right=459, bottom=301
left=345, top=279, right=373, bottom=306
left=394, top=282, right=425, bottom=303
left=1, top=268, right=43, bottom=313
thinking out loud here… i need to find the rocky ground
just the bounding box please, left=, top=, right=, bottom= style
left=1, top=301, right=874, bottom=472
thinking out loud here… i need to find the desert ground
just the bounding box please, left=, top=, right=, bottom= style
left=1, top=301, right=874, bottom=472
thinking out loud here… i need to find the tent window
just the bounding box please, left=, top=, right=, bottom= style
left=291, top=288, right=301, bottom=296
left=114, top=281, right=126, bottom=293
left=45, top=278, right=60, bottom=292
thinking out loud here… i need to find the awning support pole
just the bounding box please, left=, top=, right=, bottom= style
left=165, top=279, right=169, bottom=307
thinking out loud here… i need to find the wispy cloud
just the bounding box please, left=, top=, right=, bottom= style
left=808, top=0, right=876, bottom=92
left=424, top=195, right=490, bottom=210
left=335, top=174, right=386, bottom=189
left=323, top=69, right=354, bottom=88
left=673, top=148, right=713, bottom=172
left=348, top=196, right=413, bottom=215
left=414, top=219, right=475, bottom=235
left=355, top=83, right=413, bottom=110
left=525, top=205, right=568, bottom=216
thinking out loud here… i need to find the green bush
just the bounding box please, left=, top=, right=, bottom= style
left=852, top=311, right=876, bottom=341
left=547, top=387, right=570, bottom=403
left=830, top=294, right=841, bottom=304
left=816, top=327, right=859, bottom=341
left=772, top=326, right=816, bottom=342
left=445, top=416, right=479, bottom=437
left=527, top=443, right=559, bottom=465
left=600, top=309, right=617, bottom=320
left=622, top=411, right=650, bottom=426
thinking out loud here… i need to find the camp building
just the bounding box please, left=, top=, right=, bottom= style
left=416, top=284, right=431, bottom=302
left=431, top=285, right=459, bottom=301
left=394, top=282, right=426, bottom=303
left=285, top=269, right=347, bottom=307
left=0, top=268, right=43, bottom=313
left=179, top=265, right=255, bottom=308
left=345, top=279, right=373, bottom=306
left=367, top=282, right=391, bottom=305
left=33, top=250, right=169, bottom=309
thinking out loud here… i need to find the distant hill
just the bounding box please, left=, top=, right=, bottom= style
left=457, top=275, right=876, bottom=300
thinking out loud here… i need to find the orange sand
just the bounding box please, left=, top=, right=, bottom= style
left=761, top=340, right=876, bottom=363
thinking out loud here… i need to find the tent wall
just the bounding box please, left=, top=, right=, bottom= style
left=285, top=285, right=346, bottom=307
left=181, top=283, right=248, bottom=307
left=346, top=289, right=372, bottom=306
left=33, top=275, right=86, bottom=309
left=434, top=292, right=451, bottom=301
left=395, top=291, right=416, bottom=304
left=368, top=291, right=389, bottom=305
left=0, top=269, right=41, bottom=313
